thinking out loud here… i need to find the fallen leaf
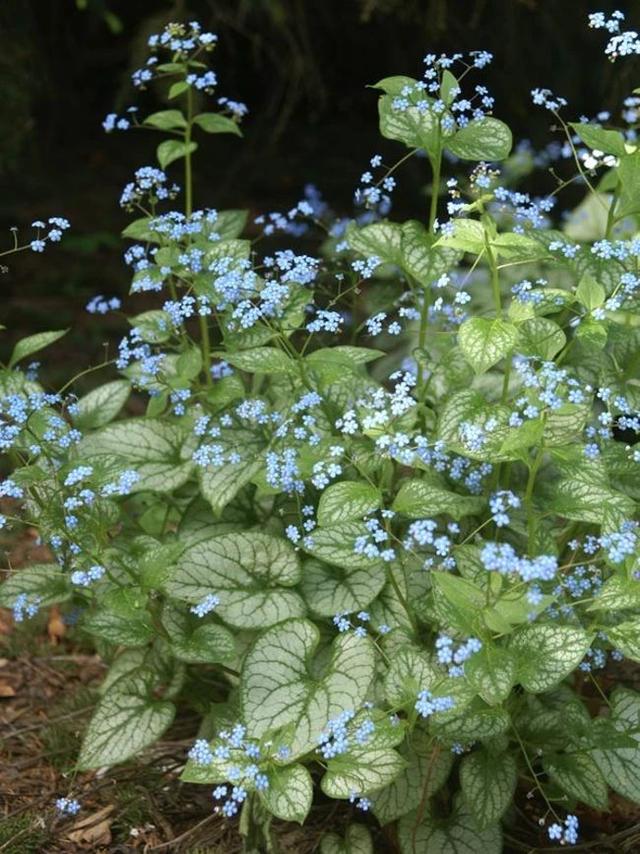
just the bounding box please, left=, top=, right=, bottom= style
left=47, top=606, right=66, bottom=643
left=67, top=805, right=114, bottom=848
left=0, top=610, right=12, bottom=635
left=0, top=680, right=15, bottom=697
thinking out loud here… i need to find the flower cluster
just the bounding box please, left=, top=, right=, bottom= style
left=481, top=543, right=558, bottom=584
left=318, top=709, right=378, bottom=759
left=435, top=633, right=482, bottom=677
left=589, top=10, right=640, bottom=60
left=188, top=725, right=269, bottom=818
left=547, top=813, right=579, bottom=845
left=415, top=689, right=455, bottom=718
left=4, top=11, right=640, bottom=848
left=55, top=797, right=81, bottom=817
left=119, top=167, right=180, bottom=210
left=8, top=217, right=71, bottom=253
left=12, top=593, right=42, bottom=623
left=191, top=594, right=220, bottom=617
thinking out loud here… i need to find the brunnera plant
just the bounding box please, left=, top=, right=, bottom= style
left=2, top=11, right=640, bottom=852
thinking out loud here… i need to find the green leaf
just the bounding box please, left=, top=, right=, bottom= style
left=576, top=273, right=606, bottom=310
left=222, top=347, right=295, bottom=374
left=373, top=75, right=418, bottom=95
left=306, top=346, right=385, bottom=371
left=193, top=112, right=242, bottom=135
left=437, top=390, right=511, bottom=460
left=129, top=310, right=172, bottom=344
left=400, top=222, right=462, bottom=286
left=317, top=481, right=381, bottom=526
left=458, top=317, right=518, bottom=374
left=373, top=732, right=453, bottom=824
left=75, top=419, right=193, bottom=493
left=436, top=218, right=485, bottom=255
left=121, top=216, right=156, bottom=241
left=570, top=122, right=627, bottom=157
left=78, top=675, right=174, bottom=769
left=550, top=457, right=635, bottom=524
left=378, top=92, right=440, bottom=157
left=83, top=607, right=154, bottom=646
left=592, top=687, right=640, bottom=802
left=431, top=699, right=510, bottom=741
left=193, top=427, right=264, bottom=518
left=168, top=80, right=190, bottom=99
left=517, top=317, right=566, bottom=360
left=465, top=646, right=516, bottom=706
left=241, top=619, right=374, bottom=759
left=563, top=192, right=612, bottom=241
left=143, top=109, right=187, bottom=130
left=492, top=232, right=549, bottom=263
left=98, top=648, right=148, bottom=696
left=509, top=624, right=592, bottom=692
left=606, top=620, right=640, bottom=662
left=166, top=532, right=304, bottom=629
left=176, top=345, right=203, bottom=380
left=320, top=824, right=373, bottom=854
left=138, top=541, right=184, bottom=590
left=198, top=454, right=263, bottom=517
left=575, top=319, right=607, bottom=349
left=303, top=522, right=386, bottom=570
left=212, top=209, right=248, bottom=240
left=460, top=750, right=517, bottom=830
left=588, top=575, right=640, bottom=611
left=384, top=647, right=440, bottom=707
left=616, top=151, right=640, bottom=218
left=543, top=404, right=590, bottom=447
left=162, top=606, right=235, bottom=664
left=347, top=221, right=402, bottom=265
left=498, top=418, right=544, bottom=459
left=440, top=69, right=460, bottom=105
left=301, top=558, right=386, bottom=616
left=393, top=478, right=483, bottom=520
left=72, top=380, right=130, bottom=430
left=460, top=749, right=518, bottom=830
left=0, top=564, right=71, bottom=608
left=431, top=572, right=485, bottom=634
left=398, top=796, right=502, bottom=854
left=9, top=329, right=68, bottom=367
left=260, top=764, right=313, bottom=824
left=484, top=587, right=553, bottom=634
left=321, top=746, right=406, bottom=797
left=545, top=752, right=608, bottom=809
left=446, top=116, right=512, bottom=161
left=157, top=139, right=197, bottom=169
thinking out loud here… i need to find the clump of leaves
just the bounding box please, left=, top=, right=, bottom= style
left=2, top=12, right=640, bottom=852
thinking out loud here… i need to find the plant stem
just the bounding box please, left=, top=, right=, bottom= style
left=605, top=183, right=619, bottom=239
left=184, top=88, right=194, bottom=218
left=428, top=149, right=441, bottom=234
left=484, top=229, right=502, bottom=317
left=184, top=87, right=212, bottom=384
left=388, top=560, right=419, bottom=635
left=416, top=143, right=443, bottom=404
left=525, top=446, right=544, bottom=552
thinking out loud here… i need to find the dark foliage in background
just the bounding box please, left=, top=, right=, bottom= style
left=0, top=0, right=636, bottom=361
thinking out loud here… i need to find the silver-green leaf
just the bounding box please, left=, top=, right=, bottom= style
left=166, top=532, right=304, bottom=629
left=241, top=619, right=374, bottom=760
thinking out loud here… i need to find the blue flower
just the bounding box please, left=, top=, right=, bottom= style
left=190, top=594, right=220, bottom=618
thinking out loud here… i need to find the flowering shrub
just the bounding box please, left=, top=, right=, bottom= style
left=3, top=12, right=640, bottom=851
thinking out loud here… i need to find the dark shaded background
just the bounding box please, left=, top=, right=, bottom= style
left=1, top=0, right=637, bottom=370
